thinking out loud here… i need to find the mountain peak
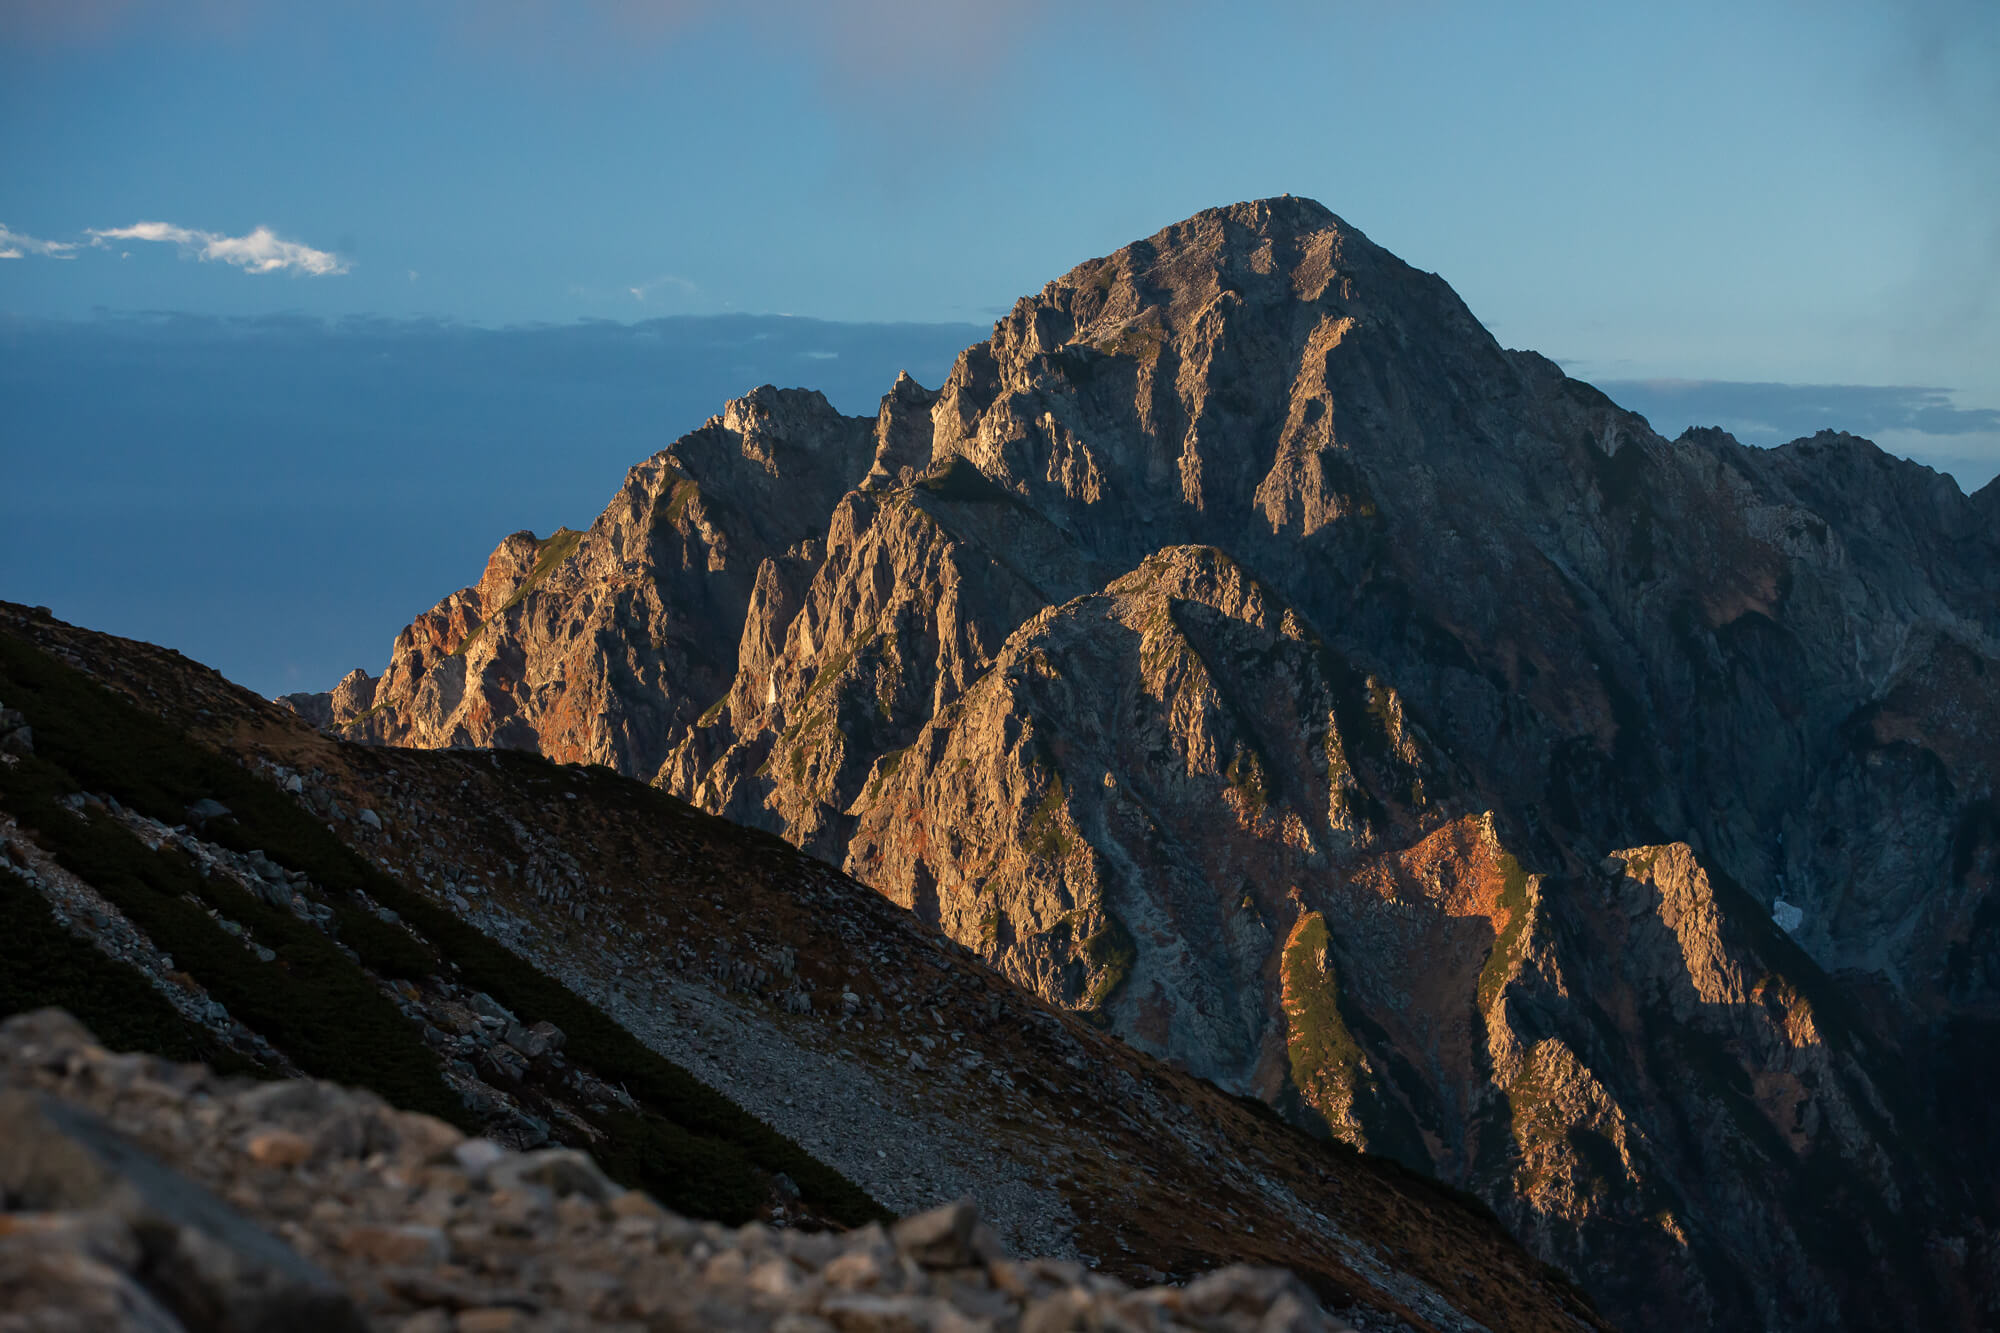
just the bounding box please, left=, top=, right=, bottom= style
left=1046, top=194, right=1375, bottom=302
left=998, top=195, right=1477, bottom=385
left=1183, top=193, right=1343, bottom=233
left=292, top=198, right=2000, bottom=1333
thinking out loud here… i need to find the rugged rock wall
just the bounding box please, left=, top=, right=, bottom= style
left=300, top=198, right=2000, bottom=1329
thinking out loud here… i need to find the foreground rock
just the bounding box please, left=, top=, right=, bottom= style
left=0, top=1009, right=1353, bottom=1332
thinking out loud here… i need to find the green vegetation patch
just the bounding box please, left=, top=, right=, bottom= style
left=864, top=747, right=906, bottom=806
left=660, top=479, right=700, bottom=527
left=499, top=528, right=583, bottom=617
left=1079, top=262, right=1119, bottom=298
left=804, top=634, right=866, bottom=705
left=0, top=765, right=463, bottom=1123
left=335, top=697, right=393, bottom=729
left=1081, top=910, right=1135, bottom=1010
left=0, top=868, right=266, bottom=1077
left=1476, top=853, right=1532, bottom=1011
left=918, top=455, right=1018, bottom=506
left=1023, top=768, right=1074, bottom=861
left=1226, top=745, right=1270, bottom=819
left=1092, top=321, right=1166, bottom=360
left=454, top=527, right=586, bottom=656
left=1283, top=912, right=1364, bottom=1104
left=778, top=709, right=835, bottom=789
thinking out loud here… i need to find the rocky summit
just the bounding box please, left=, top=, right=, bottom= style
left=286, top=197, right=2000, bottom=1330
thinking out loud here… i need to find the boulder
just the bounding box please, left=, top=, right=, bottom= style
left=500, top=1019, right=564, bottom=1060
left=0, top=1089, right=366, bottom=1332
left=890, top=1198, right=1003, bottom=1271
left=466, top=993, right=517, bottom=1026
left=485, top=1149, right=620, bottom=1203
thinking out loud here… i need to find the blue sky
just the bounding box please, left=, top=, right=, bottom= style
left=0, top=313, right=977, bottom=695
left=3, top=0, right=1998, bottom=693
left=5, top=2, right=1995, bottom=375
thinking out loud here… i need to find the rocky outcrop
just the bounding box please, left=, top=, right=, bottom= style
left=319, top=198, right=2000, bottom=1329
left=311, top=386, right=880, bottom=766
left=0, top=1009, right=1360, bottom=1332
left=279, top=668, right=374, bottom=730
left=1475, top=842, right=1994, bottom=1328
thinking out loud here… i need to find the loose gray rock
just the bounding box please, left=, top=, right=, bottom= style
left=466, top=992, right=517, bottom=1026
left=0, top=1088, right=366, bottom=1333
left=484, top=1148, right=619, bottom=1203
left=0, top=1010, right=1357, bottom=1331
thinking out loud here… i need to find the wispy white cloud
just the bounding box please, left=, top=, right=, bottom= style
left=0, top=223, right=79, bottom=259
left=87, top=221, right=349, bottom=275
left=567, top=273, right=700, bottom=305
left=626, top=273, right=698, bottom=302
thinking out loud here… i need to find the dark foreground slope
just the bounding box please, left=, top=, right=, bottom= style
left=0, top=608, right=881, bottom=1233
left=307, top=198, right=2000, bottom=1329
left=0, top=603, right=1603, bottom=1333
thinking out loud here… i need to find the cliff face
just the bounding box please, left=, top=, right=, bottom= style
left=303, top=198, right=2000, bottom=1329
left=334, top=385, right=878, bottom=767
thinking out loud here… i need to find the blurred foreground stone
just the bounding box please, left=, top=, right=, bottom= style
left=1, top=1010, right=1351, bottom=1331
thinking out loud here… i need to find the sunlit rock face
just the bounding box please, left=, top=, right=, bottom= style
left=310, top=197, right=2000, bottom=1331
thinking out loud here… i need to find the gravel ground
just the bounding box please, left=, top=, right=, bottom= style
left=0, top=1007, right=1354, bottom=1332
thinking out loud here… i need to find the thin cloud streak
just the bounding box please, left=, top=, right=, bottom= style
left=626, top=273, right=699, bottom=302
left=87, top=221, right=349, bottom=276
left=0, top=224, right=79, bottom=259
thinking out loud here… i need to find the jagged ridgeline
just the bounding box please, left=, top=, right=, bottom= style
left=295, top=197, right=2000, bottom=1330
